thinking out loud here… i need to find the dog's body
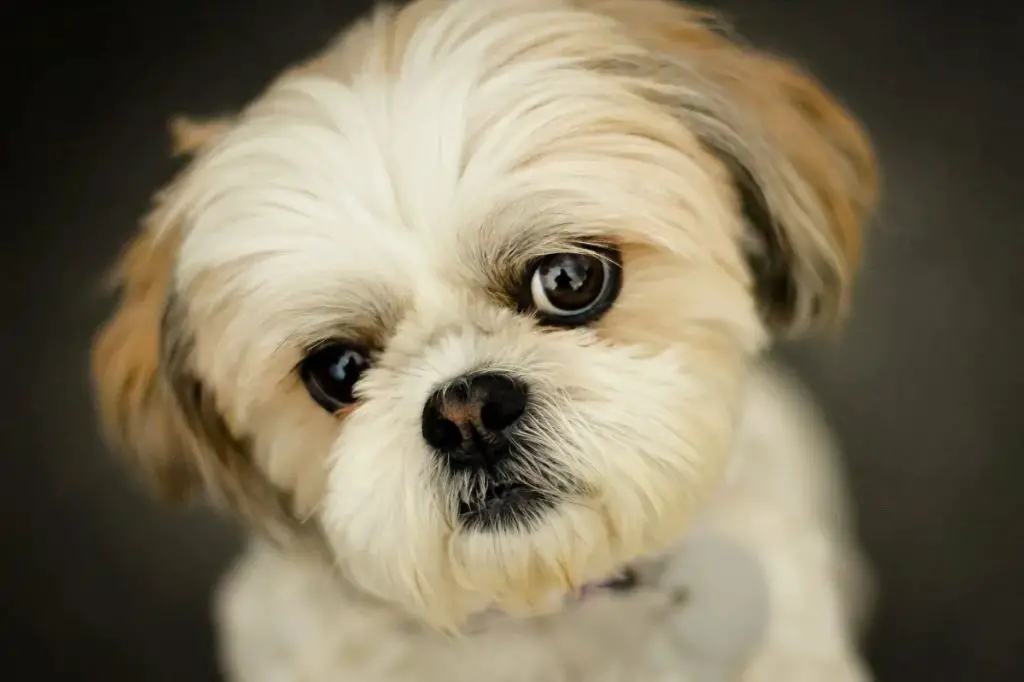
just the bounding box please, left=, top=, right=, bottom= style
left=91, top=1, right=878, bottom=680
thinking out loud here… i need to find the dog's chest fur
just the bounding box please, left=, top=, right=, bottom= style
left=213, top=365, right=870, bottom=682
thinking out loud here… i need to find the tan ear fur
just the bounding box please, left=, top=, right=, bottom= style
left=583, top=0, right=878, bottom=333
left=92, top=184, right=308, bottom=544
left=91, top=223, right=199, bottom=502
left=92, top=221, right=311, bottom=547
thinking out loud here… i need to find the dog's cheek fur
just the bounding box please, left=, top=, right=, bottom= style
left=553, top=243, right=759, bottom=582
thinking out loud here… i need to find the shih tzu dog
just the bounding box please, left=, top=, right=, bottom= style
left=91, top=0, right=879, bottom=680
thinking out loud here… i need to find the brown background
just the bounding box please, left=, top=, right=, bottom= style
left=3, top=1, right=1022, bottom=680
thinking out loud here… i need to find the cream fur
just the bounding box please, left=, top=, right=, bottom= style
left=91, top=1, right=878, bottom=680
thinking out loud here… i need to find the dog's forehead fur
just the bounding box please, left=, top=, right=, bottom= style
left=165, top=1, right=748, bottom=368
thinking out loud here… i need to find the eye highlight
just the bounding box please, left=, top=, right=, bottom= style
left=300, top=342, right=371, bottom=412
left=519, top=245, right=622, bottom=326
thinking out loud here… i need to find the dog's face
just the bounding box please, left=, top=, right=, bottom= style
left=92, top=0, right=876, bottom=628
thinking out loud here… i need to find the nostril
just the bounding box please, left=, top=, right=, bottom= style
left=425, top=416, right=463, bottom=451
left=473, top=374, right=528, bottom=433
left=480, top=397, right=525, bottom=432
left=422, top=395, right=465, bottom=452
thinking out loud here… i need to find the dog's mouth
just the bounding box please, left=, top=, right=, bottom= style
left=455, top=480, right=645, bottom=629
left=457, top=481, right=554, bottom=531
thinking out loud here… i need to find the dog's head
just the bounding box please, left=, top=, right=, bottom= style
left=92, top=0, right=876, bottom=628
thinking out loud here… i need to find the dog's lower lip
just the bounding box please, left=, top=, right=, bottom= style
left=463, top=482, right=537, bottom=512
left=489, top=481, right=529, bottom=499
left=457, top=483, right=551, bottom=530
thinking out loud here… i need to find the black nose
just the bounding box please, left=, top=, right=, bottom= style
left=421, top=372, right=529, bottom=469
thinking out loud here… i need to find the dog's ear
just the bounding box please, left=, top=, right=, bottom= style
left=92, top=224, right=200, bottom=502
left=91, top=207, right=302, bottom=542
left=90, top=220, right=248, bottom=506
left=587, top=0, right=878, bottom=335
left=91, top=116, right=230, bottom=500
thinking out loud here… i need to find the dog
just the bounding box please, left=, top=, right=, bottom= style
left=91, top=1, right=879, bottom=680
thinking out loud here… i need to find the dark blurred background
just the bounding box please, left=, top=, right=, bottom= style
left=3, top=0, right=1022, bottom=680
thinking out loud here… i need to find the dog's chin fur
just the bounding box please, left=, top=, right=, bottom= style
left=91, top=0, right=878, bottom=679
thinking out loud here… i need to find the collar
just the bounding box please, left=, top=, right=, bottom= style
left=464, top=566, right=641, bottom=633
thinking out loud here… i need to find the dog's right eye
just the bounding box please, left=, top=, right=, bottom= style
left=519, top=245, right=622, bottom=327
left=300, top=342, right=371, bottom=412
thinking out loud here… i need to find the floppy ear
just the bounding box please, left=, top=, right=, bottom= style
left=90, top=219, right=254, bottom=506
left=586, top=0, right=878, bottom=335
left=92, top=224, right=199, bottom=501
left=91, top=201, right=304, bottom=543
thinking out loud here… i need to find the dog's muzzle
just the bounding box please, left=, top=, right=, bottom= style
left=421, top=371, right=558, bottom=530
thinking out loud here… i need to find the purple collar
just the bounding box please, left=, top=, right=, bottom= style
left=465, top=567, right=639, bottom=632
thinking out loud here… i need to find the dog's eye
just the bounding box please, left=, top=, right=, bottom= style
left=300, top=342, right=370, bottom=412
left=523, top=247, right=622, bottom=326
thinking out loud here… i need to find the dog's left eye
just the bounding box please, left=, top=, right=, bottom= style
left=300, top=342, right=371, bottom=412
left=522, top=247, right=622, bottom=326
